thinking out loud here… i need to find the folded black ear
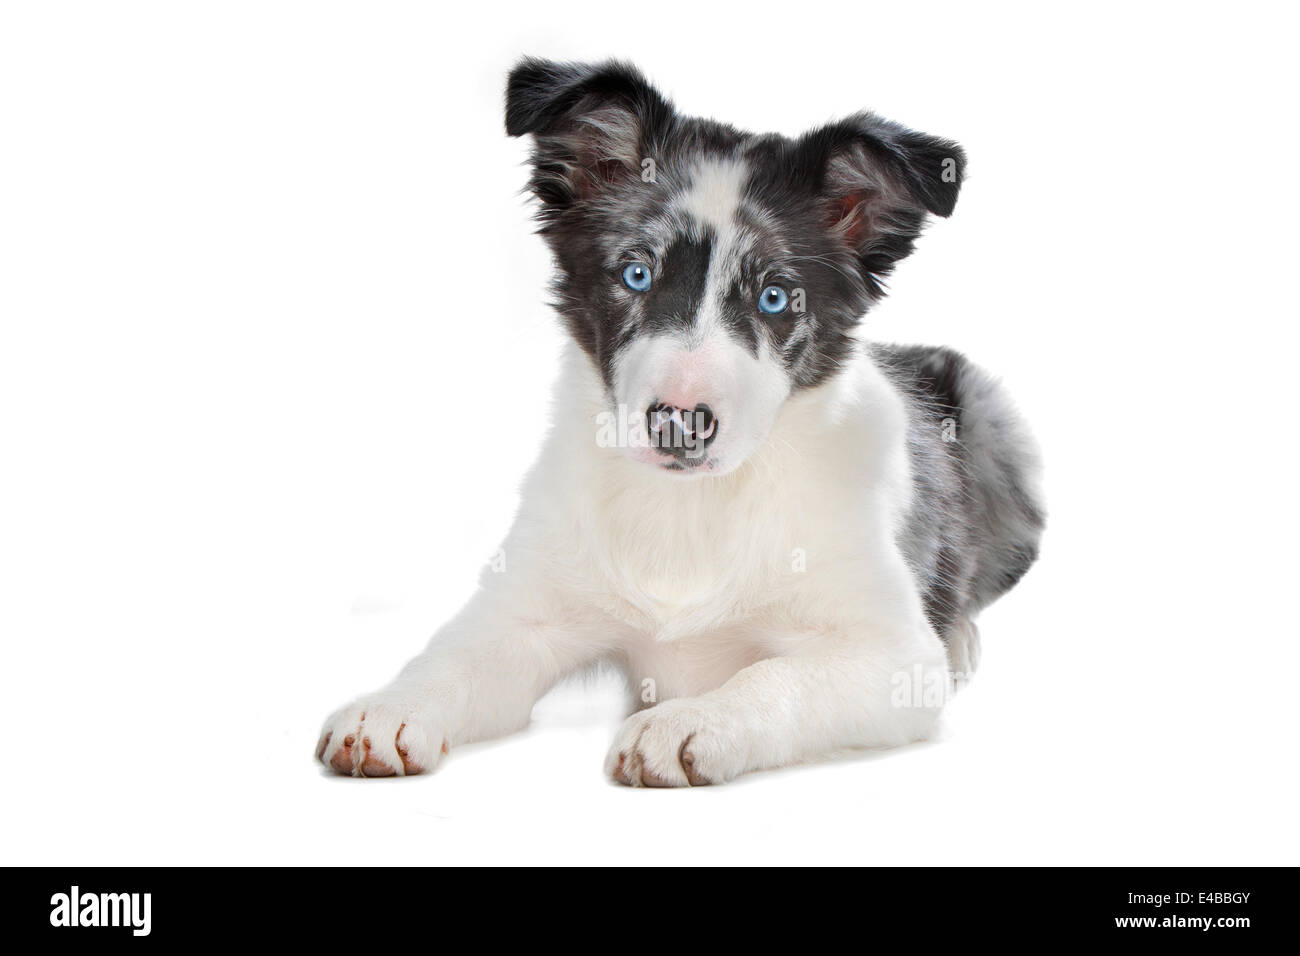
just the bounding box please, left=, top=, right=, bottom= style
left=794, top=114, right=965, bottom=294
left=505, top=57, right=675, bottom=215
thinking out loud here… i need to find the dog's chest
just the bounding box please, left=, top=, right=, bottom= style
left=574, top=464, right=826, bottom=642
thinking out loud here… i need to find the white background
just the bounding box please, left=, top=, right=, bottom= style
left=3, top=1, right=1297, bottom=865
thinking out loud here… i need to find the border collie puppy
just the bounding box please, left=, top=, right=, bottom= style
left=317, top=58, right=1045, bottom=786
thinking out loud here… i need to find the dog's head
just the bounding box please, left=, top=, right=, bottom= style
left=506, top=58, right=964, bottom=477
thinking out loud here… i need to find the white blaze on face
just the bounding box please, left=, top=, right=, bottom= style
left=612, top=157, right=794, bottom=476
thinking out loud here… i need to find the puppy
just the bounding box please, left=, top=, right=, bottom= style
left=317, top=58, right=1044, bottom=786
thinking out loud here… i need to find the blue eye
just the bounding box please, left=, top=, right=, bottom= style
left=622, top=262, right=653, bottom=292
left=758, top=285, right=789, bottom=314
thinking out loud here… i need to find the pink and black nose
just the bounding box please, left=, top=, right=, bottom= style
left=646, top=402, right=718, bottom=463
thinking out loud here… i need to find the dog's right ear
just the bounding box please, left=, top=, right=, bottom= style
left=505, top=57, right=674, bottom=215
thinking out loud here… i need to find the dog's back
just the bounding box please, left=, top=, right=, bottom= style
left=875, top=344, right=1045, bottom=671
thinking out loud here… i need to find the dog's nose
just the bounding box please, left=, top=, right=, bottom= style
left=646, top=402, right=718, bottom=461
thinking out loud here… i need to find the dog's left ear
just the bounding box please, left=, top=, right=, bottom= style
left=794, top=114, right=965, bottom=294
left=505, top=57, right=674, bottom=217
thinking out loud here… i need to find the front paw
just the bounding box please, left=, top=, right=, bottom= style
left=316, top=697, right=447, bottom=778
left=604, top=699, right=747, bottom=787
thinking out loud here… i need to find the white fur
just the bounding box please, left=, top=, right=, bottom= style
left=318, top=341, right=951, bottom=784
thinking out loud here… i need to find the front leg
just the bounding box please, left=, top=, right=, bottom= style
left=318, top=584, right=611, bottom=777
left=605, top=624, right=949, bottom=787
